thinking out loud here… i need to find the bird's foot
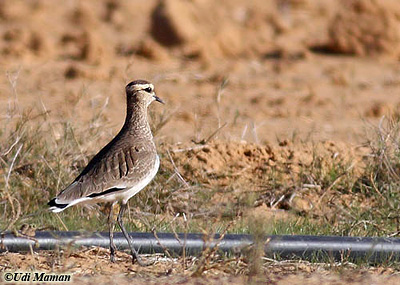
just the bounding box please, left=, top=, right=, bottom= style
left=132, top=253, right=154, bottom=267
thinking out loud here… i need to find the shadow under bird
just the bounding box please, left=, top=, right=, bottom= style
left=48, top=80, right=164, bottom=266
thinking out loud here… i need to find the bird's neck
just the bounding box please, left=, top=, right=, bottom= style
left=124, top=102, right=153, bottom=140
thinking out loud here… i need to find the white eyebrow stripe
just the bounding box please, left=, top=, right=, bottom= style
left=132, top=83, right=154, bottom=91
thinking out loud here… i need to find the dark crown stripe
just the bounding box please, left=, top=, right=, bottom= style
left=126, top=80, right=150, bottom=88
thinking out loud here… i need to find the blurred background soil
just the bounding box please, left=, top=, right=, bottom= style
left=1, top=0, right=400, bottom=145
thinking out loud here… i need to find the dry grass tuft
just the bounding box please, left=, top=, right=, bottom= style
left=2, top=93, right=400, bottom=279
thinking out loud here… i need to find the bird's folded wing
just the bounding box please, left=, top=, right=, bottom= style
left=55, top=146, right=155, bottom=203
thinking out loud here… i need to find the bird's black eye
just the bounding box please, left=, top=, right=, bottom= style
left=144, top=87, right=152, bottom=93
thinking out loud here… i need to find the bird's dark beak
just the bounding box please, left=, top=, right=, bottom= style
left=154, top=95, right=164, bottom=104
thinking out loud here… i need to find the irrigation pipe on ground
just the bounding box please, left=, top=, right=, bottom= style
left=1, top=232, right=400, bottom=263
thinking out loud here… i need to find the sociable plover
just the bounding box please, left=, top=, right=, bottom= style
left=48, top=80, right=164, bottom=265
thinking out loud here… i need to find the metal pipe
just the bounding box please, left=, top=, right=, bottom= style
left=2, top=232, right=400, bottom=262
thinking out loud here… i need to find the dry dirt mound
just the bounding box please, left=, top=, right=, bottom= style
left=327, top=0, right=400, bottom=57
left=167, top=140, right=357, bottom=187
left=1, top=0, right=281, bottom=63
left=0, top=0, right=153, bottom=65
left=0, top=0, right=341, bottom=65
left=1, top=0, right=396, bottom=65
left=149, top=0, right=343, bottom=61
left=162, top=140, right=364, bottom=218
left=150, top=0, right=279, bottom=61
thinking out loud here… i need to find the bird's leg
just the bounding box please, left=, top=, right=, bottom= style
left=108, top=202, right=117, bottom=262
left=117, top=203, right=153, bottom=266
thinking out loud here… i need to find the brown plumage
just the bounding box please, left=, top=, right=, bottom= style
left=48, top=80, right=164, bottom=265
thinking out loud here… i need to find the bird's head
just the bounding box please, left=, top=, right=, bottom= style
left=125, top=80, right=164, bottom=107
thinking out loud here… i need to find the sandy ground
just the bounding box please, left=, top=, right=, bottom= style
left=2, top=248, right=400, bottom=284
left=1, top=0, right=400, bottom=283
